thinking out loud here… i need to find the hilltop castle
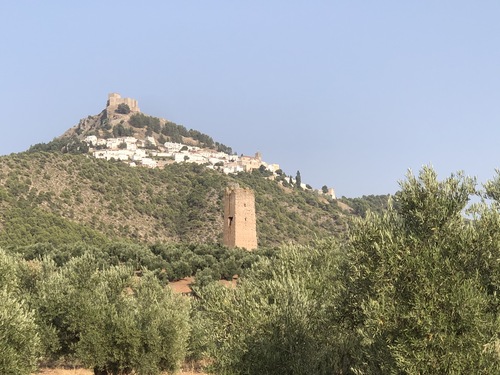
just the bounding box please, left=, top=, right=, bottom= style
left=223, top=184, right=257, bottom=250
left=106, top=93, right=140, bottom=113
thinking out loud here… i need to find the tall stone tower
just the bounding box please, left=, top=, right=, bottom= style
left=223, top=184, right=257, bottom=250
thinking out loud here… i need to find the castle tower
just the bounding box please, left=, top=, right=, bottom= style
left=223, top=184, right=257, bottom=250
left=106, top=93, right=140, bottom=113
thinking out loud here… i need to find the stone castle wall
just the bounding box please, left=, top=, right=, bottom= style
left=223, top=185, right=257, bottom=250
left=107, top=93, right=140, bottom=113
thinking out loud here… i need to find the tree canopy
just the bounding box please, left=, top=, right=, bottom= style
left=115, top=103, right=131, bottom=114
left=196, top=167, right=500, bottom=374
left=2, top=164, right=499, bottom=374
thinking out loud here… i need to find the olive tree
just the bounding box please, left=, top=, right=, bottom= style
left=35, top=253, right=190, bottom=375
left=197, top=167, right=500, bottom=374
left=195, top=240, right=350, bottom=375
left=342, top=167, right=500, bottom=374
left=0, top=250, right=40, bottom=375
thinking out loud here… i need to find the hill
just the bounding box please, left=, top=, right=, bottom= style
left=0, top=151, right=350, bottom=249
left=31, top=93, right=317, bottom=192
left=5, top=93, right=391, bottom=250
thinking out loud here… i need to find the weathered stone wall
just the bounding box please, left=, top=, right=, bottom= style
left=107, top=93, right=140, bottom=113
left=223, top=185, right=257, bottom=250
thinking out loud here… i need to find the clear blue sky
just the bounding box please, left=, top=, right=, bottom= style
left=1, top=1, right=499, bottom=197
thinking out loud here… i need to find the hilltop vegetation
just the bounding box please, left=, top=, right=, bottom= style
left=57, top=108, right=234, bottom=154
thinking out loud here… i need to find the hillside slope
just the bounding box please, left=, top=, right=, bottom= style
left=0, top=152, right=349, bottom=248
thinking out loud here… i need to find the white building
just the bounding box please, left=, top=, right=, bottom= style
left=84, top=135, right=98, bottom=145
left=141, top=158, right=157, bottom=168
left=164, top=142, right=184, bottom=152
left=93, top=150, right=132, bottom=161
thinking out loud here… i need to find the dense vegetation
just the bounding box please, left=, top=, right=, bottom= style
left=0, top=151, right=349, bottom=247
left=27, top=136, right=90, bottom=155
left=9, top=241, right=268, bottom=284
left=194, top=167, right=500, bottom=374
left=31, top=109, right=235, bottom=155
left=115, top=103, right=130, bottom=114
left=132, top=111, right=233, bottom=154
left=0, top=249, right=190, bottom=374
left=340, top=194, right=392, bottom=217
left=2, top=167, right=499, bottom=374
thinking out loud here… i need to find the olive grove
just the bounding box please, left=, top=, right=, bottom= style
left=196, top=167, right=499, bottom=374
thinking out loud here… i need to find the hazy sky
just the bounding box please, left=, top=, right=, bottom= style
left=1, top=1, right=499, bottom=197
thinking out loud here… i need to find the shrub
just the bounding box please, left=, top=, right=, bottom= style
left=115, top=103, right=130, bottom=114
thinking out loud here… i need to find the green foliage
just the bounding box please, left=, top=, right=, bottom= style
left=10, top=239, right=266, bottom=286
left=0, top=206, right=109, bottom=249
left=295, top=170, right=301, bottom=189
left=188, top=129, right=214, bottom=148
left=161, top=121, right=185, bottom=143
left=195, top=240, right=347, bottom=375
left=128, top=113, right=160, bottom=129
left=0, top=289, right=41, bottom=375
left=115, top=103, right=130, bottom=114
left=2, top=165, right=499, bottom=373
left=112, top=123, right=133, bottom=137
left=215, top=141, right=233, bottom=155
left=340, top=193, right=392, bottom=217
left=27, top=137, right=89, bottom=154
left=158, top=134, right=167, bottom=145
left=233, top=170, right=346, bottom=246
left=341, top=167, right=499, bottom=373
left=0, top=250, right=40, bottom=375
left=0, top=151, right=349, bottom=248
left=33, top=254, right=190, bottom=374
left=159, top=119, right=232, bottom=151
left=197, top=167, right=500, bottom=374
left=75, top=270, right=190, bottom=374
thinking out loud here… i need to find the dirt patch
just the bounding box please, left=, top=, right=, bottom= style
left=169, top=276, right=238, bottom=295
left=336, top=200, right=354, bottom=212
left=169, top=276, right=195, bottom=294
left=35, top=368, right=207, bottom=375
left=35, top=370, right=92, bottom=375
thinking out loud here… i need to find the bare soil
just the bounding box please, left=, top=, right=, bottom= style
left=35, top=368, right=207, bottom=375
left=168, top=276, right=238, bottom=295
left=169, top=276, right=195, bottom=294
left=35, top=370, right=91, bottom=375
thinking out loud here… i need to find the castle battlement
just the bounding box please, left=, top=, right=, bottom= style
left=107, top=93, right=140, bottom=113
